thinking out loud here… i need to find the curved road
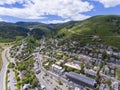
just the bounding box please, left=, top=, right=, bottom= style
left=0, top=48, right=9, bottom=90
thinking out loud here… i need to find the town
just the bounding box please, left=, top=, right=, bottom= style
left=5, top=37, right=120, bottom=90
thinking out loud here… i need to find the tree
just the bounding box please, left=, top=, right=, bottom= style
left=80, top=62, right=84, bottom=74
left=8, top=62, right=15, bottom=68
left=17, top=64, right=26, bottom=71
left=102, top=51, right=107, bottom=59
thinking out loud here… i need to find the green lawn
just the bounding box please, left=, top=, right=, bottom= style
left=116, top=68, right=120, bottom=80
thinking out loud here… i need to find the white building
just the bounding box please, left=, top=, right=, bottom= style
left=51, top=64, right=64, bottom=75
left=112, top=81, right=118, bottom=90
left=65, top=62, right=81, bottom=70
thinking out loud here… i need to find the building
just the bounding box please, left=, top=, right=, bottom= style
left=99, top=84, right=105, bottom=90
left=23, top=84, right=30, bottom=90
left=84, top=69, right=97, bottom=77
left=65, top=62, right=81, bottom=70
left=51, top=64, right=64, bottom=75
left=112, top=81, right=118, bottom=90
left=104, top=65, right=110, bottom=75
left=66, top=72, right=97, bottom=89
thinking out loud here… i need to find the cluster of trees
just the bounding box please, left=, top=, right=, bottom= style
left=0, top=23, right=29, bottom=42
left=16, top=57, right=38, bottom=88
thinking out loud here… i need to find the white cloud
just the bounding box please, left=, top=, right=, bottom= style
left=94, top=0, right=120, bottom=8
left=0, top=0, right=32, bottom=5
left=45, top=14, right=91, bottom=24
left=0, top=0, right=94, bottom=22
left=45, top=19, right=70, bottom=24
left=0, top=18, right=4, bottom=21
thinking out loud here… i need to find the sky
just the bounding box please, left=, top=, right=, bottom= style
left=0, top=0, right=120, bottom=23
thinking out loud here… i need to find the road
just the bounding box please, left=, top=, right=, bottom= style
left=0, top=48, right=9, bottom=90
left=6, top=48, right=17, bottom=90
left=36, top=53, right=68, bottom=90
left=34, top=52, right=52, bottom=90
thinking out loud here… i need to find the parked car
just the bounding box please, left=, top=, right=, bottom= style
left=36, top=69, right=41, bottom=74
left=41, top=85, right=46, bottom=90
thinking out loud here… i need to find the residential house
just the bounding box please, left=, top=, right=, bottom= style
left=112, top=81, right=118, bottom=90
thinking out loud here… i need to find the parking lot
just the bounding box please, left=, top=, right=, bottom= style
left=8, top=69, right=17, bottom=90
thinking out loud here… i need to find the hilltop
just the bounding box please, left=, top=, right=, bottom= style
left=0, top=15, right=120, bottom=49
left=57, top=15, right=120, bottom=49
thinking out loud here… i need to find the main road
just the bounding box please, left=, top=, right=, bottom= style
left=0, top=48, right=9, bottom=90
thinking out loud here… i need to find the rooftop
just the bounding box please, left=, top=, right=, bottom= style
left=66, top=72, right=96, bottom=86
left=52, top=64, right=62, bottom=70
left=65, top=62, right=81, bottom=70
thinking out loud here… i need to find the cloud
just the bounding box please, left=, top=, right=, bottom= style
left=45, top=19, right=70, bottom=24
left=94, top=0, right=120, bottom=8
left=0, top=0, right=94, bottom=22
left=0, top=0, right=32, bottom=5
left=0, top=18, right=4, bottom=21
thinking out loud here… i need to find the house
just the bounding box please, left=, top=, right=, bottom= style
left=116, top=59, right=120, bottom=65
left=111, top=70, right=115, bottom=77
left=55, top=61, right=62, bottom=66
left=98, top=54, right=102, bottom=59
left=34, top=62, right=39, bottom=70
left=73, top=60, right=81, bottom=65
left=113, top=52, right=119, bottom=56
left=23, top=84, right=30, bottom=90
left=95, top=60, right=101, bottom=66
left=104, top=65, right=110, bottom=75
left=66, top=72, right=97, bottom=89
left=93, top=53, right=98, bottom=58
left=99, top=83, right=105, bottom=90
left=107, top=46, right=112, bottom=51
left=106, top=51, right=113, bottom=56
left=108, top=57, right=116, bottom=64
left=104, top=87, right=110, bottom=90
left=41, top=85, right=46, bottom=90
left=84, top=69, right=97, bottom=77
left=112, top=81, right=118, bottom=90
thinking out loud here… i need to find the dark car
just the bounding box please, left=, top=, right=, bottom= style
left=36, top=69, right=41, bottom=74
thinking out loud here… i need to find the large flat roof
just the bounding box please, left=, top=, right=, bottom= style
left=52, top=64, right=62, bottom=70
left=66, top=72, right=96, bottom=86
left=65, top=63, right=81, bottom=70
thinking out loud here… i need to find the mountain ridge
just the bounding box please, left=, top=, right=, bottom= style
left=0, top=15, right=120, bottom=49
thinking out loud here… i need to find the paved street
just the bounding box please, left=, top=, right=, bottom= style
left=0, top=48, right=9, bottom=90
left=7, top=48, right=18, bottom=90
left=35, top=52, right=68, bottom=90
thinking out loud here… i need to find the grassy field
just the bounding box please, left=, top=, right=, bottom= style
left=116, top=68, right=120, bottom=80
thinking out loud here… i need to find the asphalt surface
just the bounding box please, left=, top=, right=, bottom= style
left=8, top=69, right=17, bottom=90
left=0, top=48, right=9, bottom=90
left=35, top=53, right=68, bottom=90
left=7, top=48, right=17, bottom=90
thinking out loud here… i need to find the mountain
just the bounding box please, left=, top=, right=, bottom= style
left=16, top=22, right=54, bottom=39
left=15, top=22, right=41, bottom=29
left=0, top=22, right=29, bottom=42
left=57, top=15, right=120, bottom=49
left=0, top=15, right=120, bottom=49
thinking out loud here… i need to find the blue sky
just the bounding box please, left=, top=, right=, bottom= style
left=0, top=0, right=120, bottom=23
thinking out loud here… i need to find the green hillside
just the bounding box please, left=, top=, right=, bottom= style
left=57, top=15, right=120, bottom=49
left=0, top=22, right=29, bottom=42
left=0, top=15, right=120, bottom=49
